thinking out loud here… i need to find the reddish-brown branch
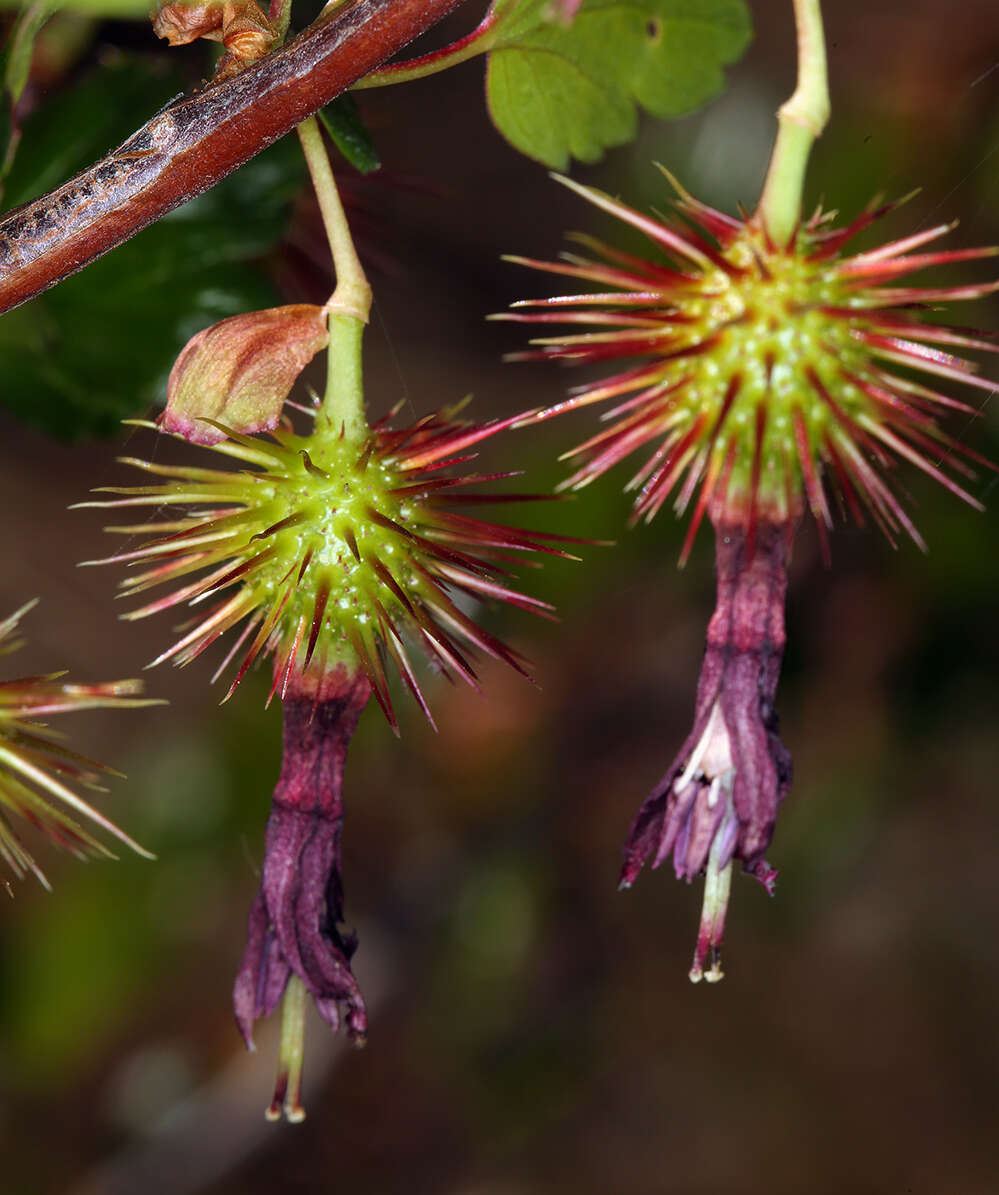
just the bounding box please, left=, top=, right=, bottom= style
left=0, top=0, right=469, bottom=315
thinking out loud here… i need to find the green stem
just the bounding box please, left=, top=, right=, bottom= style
left=354, top=10, right=497, bottom=88
left=323, top=313, right=367, bottom=440
left=269, top=0, right=293, bottom=42
left=296, top=115, right=371, bottom=439
left=755, top=0, right=830, bottom=248
left=266, top=974, right=308, bottom=1123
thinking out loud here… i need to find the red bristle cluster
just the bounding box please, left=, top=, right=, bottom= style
left=500, top=173, right=998, bottom=559
left=83, top=406, right=577, bottom=728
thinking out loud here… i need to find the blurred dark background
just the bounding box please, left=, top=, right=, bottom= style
left=1, top=1, right=998, bottom=1192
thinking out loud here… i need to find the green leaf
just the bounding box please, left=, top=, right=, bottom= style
left=0, top=95, right=12, bottom=180
left=0, top=2, right=55, bottom=183
left=0, top=0, right=149, bottom=17
left=0, top=58, right=305, bottom=437
left=484, top=0, right=752, bottom=168
left=2, top=3, right=54, bottom=107
left=318, top=93, right=380, bottom=174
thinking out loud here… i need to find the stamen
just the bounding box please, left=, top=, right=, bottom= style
left=675, top=701, right=730, bottom=792
left=266, top=974, right=307, bottom=1123
left=689, top=831, right=734, bottom=985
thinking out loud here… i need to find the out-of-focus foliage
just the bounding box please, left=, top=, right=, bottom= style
left=3, top=694, right=278, bottom=1079
left=0, top=57, right=304, bottom=436
left=320, top=92, right=381, bottom=174
left=0, top=2, right=52, bottom=186
left=0, top=0, right=148, bottom=17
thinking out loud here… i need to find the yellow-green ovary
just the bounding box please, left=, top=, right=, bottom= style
left=658, top=235, right=872, bottom=509
left=233, top=439, right=425, bottom=647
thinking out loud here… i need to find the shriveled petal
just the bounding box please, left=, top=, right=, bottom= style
left=161, top=305, right=328, bottom=446
left=260, top=806, right=367, bottom=1036
left=233, top=889, right=290, bottom=1047
left=233, top=666, right=372, bottom=1048
left=620, top=519, right=793, bottom=890
left=711, top=520, right=792, bottom=870
left=152, top=0, right=226, bottom=45
left=153, top=0, right=275, bottom=55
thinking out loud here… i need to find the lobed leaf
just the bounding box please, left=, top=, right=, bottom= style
left=485, top=0, right=751, bottom=168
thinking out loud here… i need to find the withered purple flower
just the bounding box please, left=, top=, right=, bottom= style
left=620, top=518, right=792, bottom=981
left=233, top=663, right=370, bottom=1118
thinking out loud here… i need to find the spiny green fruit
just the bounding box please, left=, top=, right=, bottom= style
left=82, top=405, right=567, bottom=728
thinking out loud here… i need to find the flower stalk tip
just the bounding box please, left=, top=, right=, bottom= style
left=691, top=843, right=732, bottom=985
left=757, top=0, right=830, bottom=247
